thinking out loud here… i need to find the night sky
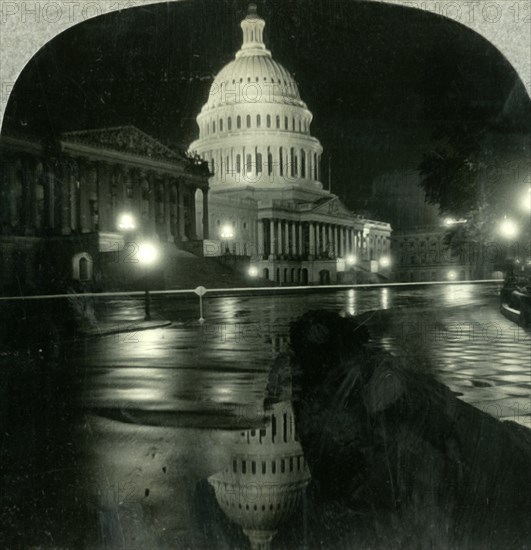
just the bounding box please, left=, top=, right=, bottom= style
left=3, top=0, right=530, bottom=211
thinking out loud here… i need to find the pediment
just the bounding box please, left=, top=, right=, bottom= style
left=311, top=197, right=353, bottom=218
left=62, top=125, right=180, bottom=161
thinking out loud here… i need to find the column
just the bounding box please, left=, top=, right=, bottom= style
left=178, top=180, right=185, bottom=239
left=258, top=219, right=265, bottom=258
left=21, top=158, right=35, bottom=234
left=291, top=222, right=297, bottom=255
left=56, top=159, right=71, bottom=235
left=44, top=162, right=54, bottom=229
left=340, top=227, right=345, bottom=257
left=327, top=225, right=333, bottom=255
left=315, top=222, right=321, bottom=257
left=147, top=171, right=156, bottom=236
left=277, top=219, right=283, bottom=255
left=298, top=223, right=303, bottom=258
left=202, top=188, right=209, bottom=240
left=163, top=175, right=172, bottom=241
left=270, top=218, right=276, bottom=258
left=189, top=186, right=197, bottom=240
left=284, top=220, right=289, bottom=256
left=309, top=222, right=315, bottom=258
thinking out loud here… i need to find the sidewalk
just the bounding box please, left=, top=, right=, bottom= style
left=359, top=305, right=531, bottom=428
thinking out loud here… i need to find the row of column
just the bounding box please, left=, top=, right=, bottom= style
left=203, top=145, right=321, bottom=185
left=258, top=218, right=366, bottom=259
left=0, top=152, right=207, bottom=241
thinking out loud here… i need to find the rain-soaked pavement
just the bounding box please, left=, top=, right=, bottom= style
left=1, top=282, right=530, bottom=549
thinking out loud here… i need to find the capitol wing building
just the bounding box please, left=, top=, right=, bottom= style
left=189, top=4, right=392, bottom=285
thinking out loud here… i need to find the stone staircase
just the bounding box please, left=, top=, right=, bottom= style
left=162, top=244, right=258, bottom=289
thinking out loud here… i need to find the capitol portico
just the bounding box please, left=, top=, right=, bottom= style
left=189, top=4, right=392, bottom=285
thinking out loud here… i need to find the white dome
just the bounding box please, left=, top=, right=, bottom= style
left=204, top=55, right=305, bottom=110
left=189, top=3, right=324, bottom=190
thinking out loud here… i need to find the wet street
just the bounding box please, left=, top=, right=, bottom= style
left=1, top=282, right=530, bottom=549
left=79, top=282, right=530, bottom=427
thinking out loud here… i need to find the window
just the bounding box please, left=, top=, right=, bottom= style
left=213, top=120, right=216, bottom=133
left=228, top=117, right=232, bottom=130
left=237, top=115, right=241, bottom=129
left=290, top=147, right=296, bottom=177
left=267, top=114, right=271, bottom=128
left=236, top=155, right=241, bottom=173
left=276, top=115, right=280, bottom=129
left=279, top=147, right=284, bottom=176
left=292, top=117, right=295, bottom=131
left=256, top=152, right=262, bottom=173
left=219, top=118, right=223, bottom=132
left=301, top=149, right=306, bottom=178
left=268, top=149, right=273, bottom=175
left=246, top=154, right=252, bottom=173
left=257, top=114, right=261, bottom=128
left=284, top=116, right=288, bottom=129
left=246, top=114, right=251, bottom=128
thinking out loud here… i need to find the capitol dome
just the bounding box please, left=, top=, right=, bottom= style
left=189, top=3, right=323, bottom=190
left=208, top=401, right=311, bottom=550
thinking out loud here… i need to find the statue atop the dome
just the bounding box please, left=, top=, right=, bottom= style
left=247, top=3, right=258, bottom=17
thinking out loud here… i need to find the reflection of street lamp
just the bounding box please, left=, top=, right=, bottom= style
left=138, top=241, right=159, bottom=321
left=444, top=217, right=467, bottom=227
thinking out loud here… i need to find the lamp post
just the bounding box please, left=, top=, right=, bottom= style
left=498, top=217, right=519, bottom=279
left=220, top=224, right=235, bottom=255
left=116, top=212, right=138, bottom=286
left=138, top=241, right=159, bottom=321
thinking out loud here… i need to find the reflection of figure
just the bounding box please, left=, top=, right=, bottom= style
left=209, top=396, right=310, bottom=550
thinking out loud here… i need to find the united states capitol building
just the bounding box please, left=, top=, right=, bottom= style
left=189, top=4, right=391, bottom=285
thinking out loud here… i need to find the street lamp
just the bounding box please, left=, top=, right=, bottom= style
left=346, top=255, right=357, bottom=266
left=379, top=256, right=391, bottom=268
left=447, top=270, right=457, bottom=281
left=248, top=266, right=258, bottom=277
left=117, top=212, right=137, bottom=232
left=499, top=217, right=519, bottom=240
left=138, top=241, right=159, bottom=321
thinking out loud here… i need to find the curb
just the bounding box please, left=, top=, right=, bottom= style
left=79, top=320, right=172, bottom=338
